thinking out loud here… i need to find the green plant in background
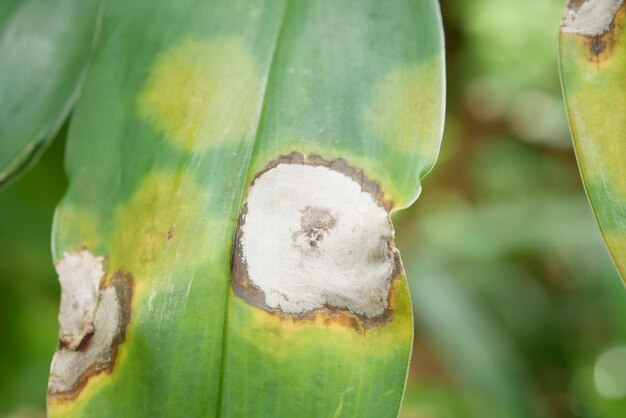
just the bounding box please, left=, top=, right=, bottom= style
left=398, top=0, right=626, bottom=417
left=1, top=0, right=444, bottom=417
left=559, top=0, right=626, bottom=283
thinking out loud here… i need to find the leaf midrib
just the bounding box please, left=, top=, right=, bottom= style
left=214, top=1, right=292, bottom=415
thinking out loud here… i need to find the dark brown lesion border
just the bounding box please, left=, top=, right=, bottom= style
left=48, top=271, right=134, bottom=402
left=254, top=152, right=394, bottom=211
left=563, top=1, right=626, bottom=62
left=230, top=152, right=403, bottom=331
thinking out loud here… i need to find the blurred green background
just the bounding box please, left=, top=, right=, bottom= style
left=1, top=0, right=625, bottom=417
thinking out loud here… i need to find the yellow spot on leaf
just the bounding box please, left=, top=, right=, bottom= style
left=139, top=38, right=261, bottom=149
left=233, top=276, right=413, bottom=358
left=52, top=206, right=101, bottom=259
left=108, top=173, right=222, bottom=276
left=365, top=58, right=443, bottom=151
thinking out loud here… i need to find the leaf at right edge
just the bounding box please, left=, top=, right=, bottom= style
left=559, top=0, right=626, bottom=284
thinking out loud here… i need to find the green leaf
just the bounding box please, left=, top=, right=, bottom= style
left=559, top=0, right=626, bottom=283
left=0, top=0, right=102, bottom=187
left=47, top=0, right=444, bottom=417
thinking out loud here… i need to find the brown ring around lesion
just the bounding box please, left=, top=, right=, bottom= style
left=230, top=152, right=402, bottom=332
left=48, top=271, right=134, bottom=402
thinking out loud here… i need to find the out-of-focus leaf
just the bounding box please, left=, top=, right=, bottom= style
left=0, top=0, right=102, bottom=187
left=48, top=0, right=445, bottom=417
left=399, top=381, right=467, bottom=418
left=396, top=127, right=626, bottom=417
left=559, top=1, right=626, bottom=283
left=416, top=195, right=600, bottom=260
left=407, top=259, right=535, bottom=418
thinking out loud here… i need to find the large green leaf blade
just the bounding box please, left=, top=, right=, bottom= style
left=47, top=0, right=444, bottom=417
left=559, top=1, right=626, bottom=283
left=0, top=0, right=101, bottom=187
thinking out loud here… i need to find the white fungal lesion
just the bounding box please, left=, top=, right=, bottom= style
left=49, top=286, right=121, bottom=395
left=49, top=251, right=131, bottom=398
left=562, top=0, right=624, bottom=36
left=55, top=250, right=105, bottom=350
left=235, top=161, right=398, bottom=319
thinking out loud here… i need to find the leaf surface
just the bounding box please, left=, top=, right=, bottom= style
left=48, top=1, right=445, bottom=416
left=559, top=0, right=626, bottom=283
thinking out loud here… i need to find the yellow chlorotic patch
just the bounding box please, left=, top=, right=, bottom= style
left=569, top=94, right=626, bottom=197
left=52, top=205, right=102, bottom=261
left=48, top=367, right=111, bottom=414
left=48, top=331, right=132, bottom=413
left=233, top=275, right=413, bottom=358
left=138, top=38, right=262, bottom=150
left=108, top=172, right=224, bottom=276
left=364, top=57, right=444, bottom=152
left=563, top=18, right=626, bottom=197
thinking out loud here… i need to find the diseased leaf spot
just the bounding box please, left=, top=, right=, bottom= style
left=138, top=38, right=261, bottom=149
left=49, top=263, right=133, bottom=401
left=232, top=153, right=401, bottom=326
left=562, top=0, right=626, bottom=62
left=562, top=0, right=624, bottom=36
left=590, top=36, right=609, bottom=55
left=55, top=251, right=105, bottom=350
left=291, top=206, right=337, bottom=252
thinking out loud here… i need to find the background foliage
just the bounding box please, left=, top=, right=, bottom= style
left=0, top=0, right=625, bottom=417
